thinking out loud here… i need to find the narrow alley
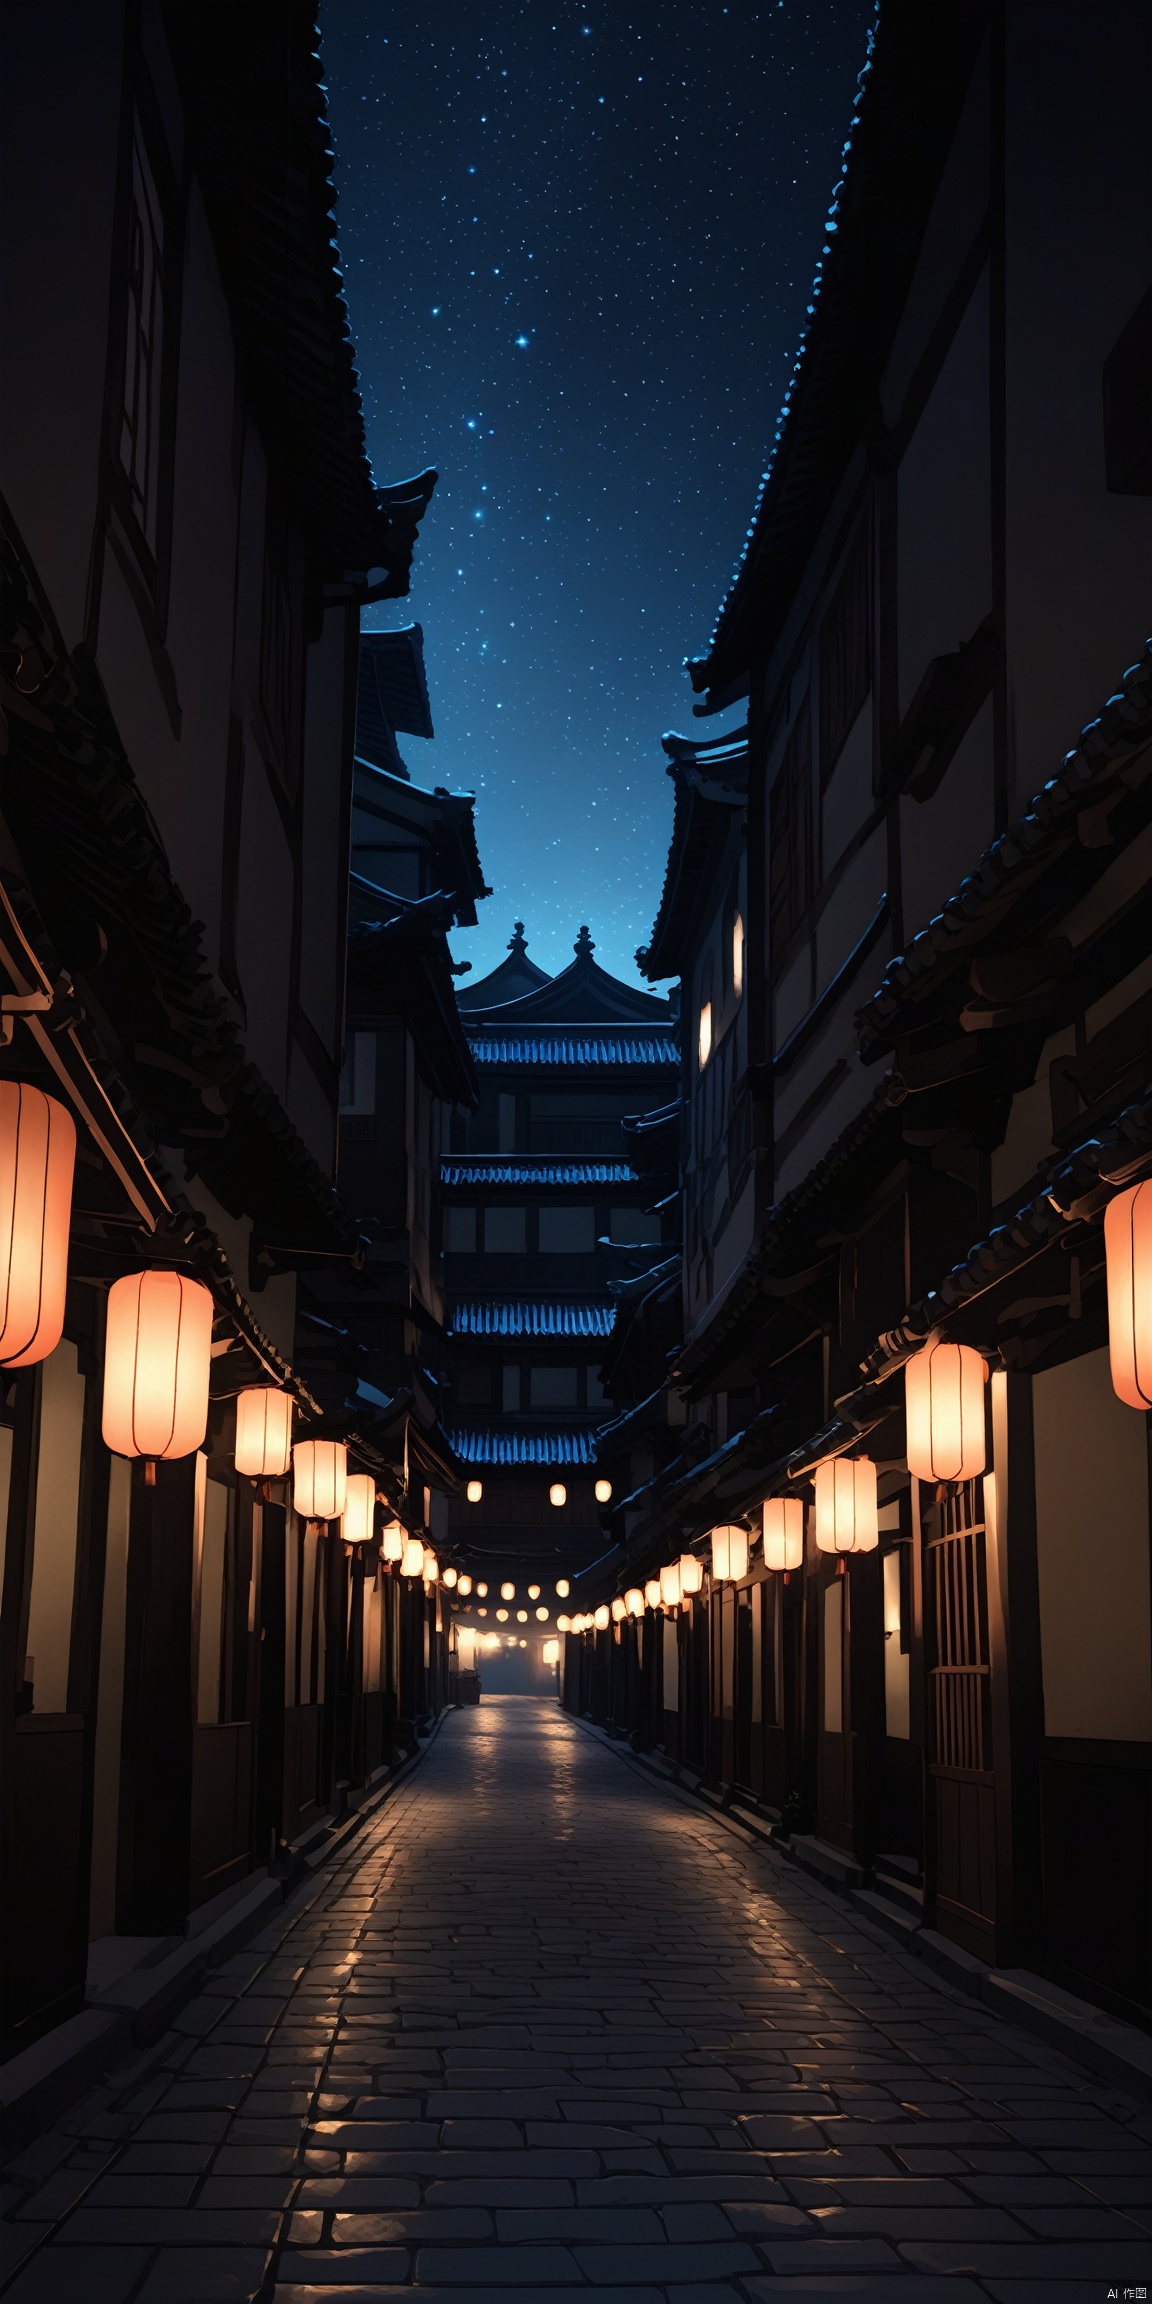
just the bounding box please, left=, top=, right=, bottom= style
left=2, top=1697, right=1149, bottom=2302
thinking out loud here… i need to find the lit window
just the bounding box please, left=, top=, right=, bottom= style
left=732, top=914, right=744, bottom=998
left=698, top=1001, right=712, bottom=1069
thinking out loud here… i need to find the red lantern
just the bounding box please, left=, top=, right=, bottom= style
left=0, top=1082, right=76, bottom=1367
left=102, top=1269, right=214, bottom=1459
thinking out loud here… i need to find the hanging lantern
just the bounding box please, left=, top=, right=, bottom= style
left=625, top=1586, right=644, bottom=1617
left=710, top=1524, right=749, bottom=1582
left=293, top=1439, right=348, bottom=1522
left=341, top=1473, right=376, bottom=1544
left=594, top=1478, right=612, bottom=1502
left=496, top=1605, right=509, bottom=1622
left=678, top=1553, right=703, bottom=1596
left=905, top=1340, right=987, bottom=1481
left=381, top=1521, right=404, bottom=1562
left=424, top=1548, right=439, bottom=1581
left=528, top=1583, right=540, bottom=1599
left=234, top=1387, right=294, bottom=1478
left=458, top=1572, right=473, bottom=1595
left=516, top=1607, right=527, bottom=1622
left=500, top=1580, right=516, bottom=1600
left=0, top=1082, right=76, bottom=1370
left=103, top=1269, right=213, bottom=1460
left=644, top=1578, right=661, bottom=1609
left=555, top=1578, right=570, bottom=1597
left=594, top=1604, right=610, bottom=1630
left=814, top=1455, right=878, bottom=1554
left=1105, top=1180, right=1152, bottom=1407
left=442, top=1565, right=458, bottom=1588
left=536, top=1605, right=549, bottom=1621
left=400, top=1536, right=425, bottom=1576
left=549, top=1482, right=567, bottom=1507
left=542, top=1637, right=560, bottom=1663
left=660, top=1561, right=682, bottom=1608
left=557, top=1613, right=571, bottom=1631
left=762, top=1496, right=804, bottom=1573
left=477, top=1581, right=489, bottom=1597
left=466, top=1478, right=483, bottom=1503
left=611, top=1596, right=626, bottom=1621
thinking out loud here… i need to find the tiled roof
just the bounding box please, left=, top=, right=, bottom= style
left=440, top=1159, right=637, bottom=1186
left=466, top=1033, right=678, bottom=1067
left=450, top=1302, right=615, bottom=1339
left=448, top=1427, right=600, bottom=1466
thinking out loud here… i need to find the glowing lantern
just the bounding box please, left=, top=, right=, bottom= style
left=549, top=1482, right=567, bottom=1507
left=341, top=1473, right=376, bottom=1544
left=536, top=1605, right=549, bottom=1620
left=557, top=1613, right=571, bottom=1631
left=678, top=1553, right=704, bottom=1596
left=595, top=1477, right=612, bottom=1502
left=814, top=1455, right=878, bottom=1554
left=400, top=1537, right=424, bottom=1576
left=733, top=912, right=744, bottom=998
left=477, top=1581, right=488, bottom=1597
left=500, top=1581, right=516, bottom=1600
left=660, top=1561, right=682, bottom=1608
left=543, top=1637, right=560, bottom=1663
left=644, top=1578, right=661, bottom=1609
left=381, top=1521, right=404, bottom=1561
left=442, top=1565, right=458, bottom=1588
left=555, top=1578, right=570, bottom=1597
left=234, top=1387, right=293, bottom=1478
left=466, top=1478, right=483, bottom=1502
left=527, top=1582, right=540, bottom=1598
left=594, top=1604, right=610, bottom=1630
left=710, top=1524, right=749, bottom=1582
left=293, top=1439, right=348, bottom=1522
left=625, top=1587, right=644, bottom=1617
left=698, top=1000, right=712, bottom=1069
left=611, top=1595, right=626, bottom=1621
left=1105, top=1180, right=1152, bottom=1407
left=496, top=1606, right=509, bottom=1621
left=516, top=1608, right=527, bottom=1622
left=477, top=1606, right=488, bottom=1616
left=458, top=1572, right=473, bottom=1595
left=0, top=1082, right=76, bottom=1369
left=423, top=1548, right=439, bottom=1581
left=905, top=1339, right=987, bottom=1482
left=103, top=1269, right=213, bottom=1460
left=762, top=1495, right=804, bottom=1572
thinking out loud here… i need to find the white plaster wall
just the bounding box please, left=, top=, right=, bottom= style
left=1032, top=1347, right=1152, bottom=1741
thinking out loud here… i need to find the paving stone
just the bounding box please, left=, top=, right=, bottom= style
left=1, top=2247, right=151, bottom=2301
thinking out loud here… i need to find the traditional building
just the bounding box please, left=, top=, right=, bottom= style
left=565, top=0, right=1152, bottom=2041
left=440, top=928, right=678, bottom=1677
left=0, top=0, right=438, bottom=2094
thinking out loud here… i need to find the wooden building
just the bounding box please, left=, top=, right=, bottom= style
left=0, top=1, right=439, bottom=2085
left=566, top=0, right=1152, bottom=2037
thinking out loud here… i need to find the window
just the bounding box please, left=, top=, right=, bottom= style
left=609, top=1207, right=661, bottom=1246
left=485, top=1206, right=527, bottom=1253
left=339, top=1032, right=376, bottom=1115
left=538, top=1205, right=595, bottom=1253
left=443, top=1206, right=477, bottom=1253
left=819, top=523, right=871, bottom=783
left=732, top=913, right=744, bottom=999
left=769, top=697, right=812, bottom=959
left=698, top=1001, right=712, bottom=1069
left=120, top=127, right=165, bottom=554
left=530, top=1366, right=578, bottom=1409
left=502, top=1363, right=521, bottom=1411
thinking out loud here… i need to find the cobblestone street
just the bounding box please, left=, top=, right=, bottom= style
left=2, top=1695, right=1150, bottom=2303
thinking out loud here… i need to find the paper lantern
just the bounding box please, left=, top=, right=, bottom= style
left=549, top=1482, right=567, bottom=1507
left=625, top=1587, right=644, bottom=1617
left=543, top=1636, right=560, bottom=1663
left=536, top=1605, right=549, bottom=1620
left=477, top=1581, right=488, bottom=1597
left=814, top=1455, right=878, bottom=1554
left=442, top=1565, right=458, bottom=1587
left=555, top=1578, right=570, bottom=1597
left=710, top=1524, right=749, bottom=1582
left=528, top=1583, right=540, bottom=1598
left=762, top=1495, right=804, bottom=1573
left=611, top=1596, right=626, bottom=1621
left=1105, top=1180, right=1152, bottom=1407
left=293, top=1439, right=347, bottom=1522
left=679, top=1553, right=704, bottom=1595
left=0, top=1082, right=76, bottom=1369
left=341, top=1473, right=376, bottom=1544
left=557, top=1613, right=571, bottom=1631
left=235, top=1387, right=293, bottom=1478
left=516, top=1608, right=527, bottom=1622
left=381, top=1521, right=404, bottom=1561
left=458, top=1572, right=473, bottom=1595
left=698, top=1000, right=712, bottom=1069
left=594, top=1604, right=610, bottom=1630
left=595, top=1478, right=612, bottom=1502
left=905, top=1340, right=987, bottom=1482
left=103, top=1269, right=213, bottom=1460
left=644, top=1578, right=661, bottom=1609
left=496, top=1605, right=509, bottom=1621
left=660, top=1561, right=682, bottom=1608
left=400, top=1536, right=424, bottom=1576
left=500, top=1581, right=515, bottom=1600
left=466, top=1478, right=483, bottom=1502
left=423, top=1548, right=439, bottom=1581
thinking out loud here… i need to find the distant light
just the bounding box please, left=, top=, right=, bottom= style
left=535, top=1606, right=549, bottom=1621
left=496, top=1607, right=509, bottom=1621
left=516, top=335, right=529, bottom=348
left=555, top=1578, right=570, bottom=1597
left=458, top=1573, right=473, bottom=1595
left=501, top=1581, right=516, bottom=1600
left=466, top=1479, right=483, bottom=1503
left=594, top=1478, right=612, bottom=1503
left=477, top=1582, right=489, bottom=1597
left=542, top=1637, right=560, bottom=1664
left=549, top=1483, right=567, bottom=1508
left=593, top=1604, right=610, bottom=1630
left=698, top=1001, right=712, bottom=1070
left=516, top=1608, right=528, bottom=1622
left=528, top=1584, right=541, bottom=1599
left=442, top=1566, right=458, bottom=1588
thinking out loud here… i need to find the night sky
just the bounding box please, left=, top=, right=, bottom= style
left=321, top=2, right=873, bottom=990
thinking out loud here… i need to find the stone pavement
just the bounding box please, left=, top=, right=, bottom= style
left=1, top=1697, right=1150, bottom=2304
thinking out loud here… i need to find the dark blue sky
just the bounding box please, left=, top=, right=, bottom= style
left=322, top=1, right=872, bottom=989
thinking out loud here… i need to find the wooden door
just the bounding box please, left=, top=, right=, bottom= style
left=924, top=1481, right=997, bottom=1957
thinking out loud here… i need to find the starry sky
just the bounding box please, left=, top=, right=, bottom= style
left=321, top=1, right=873, bottom=990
